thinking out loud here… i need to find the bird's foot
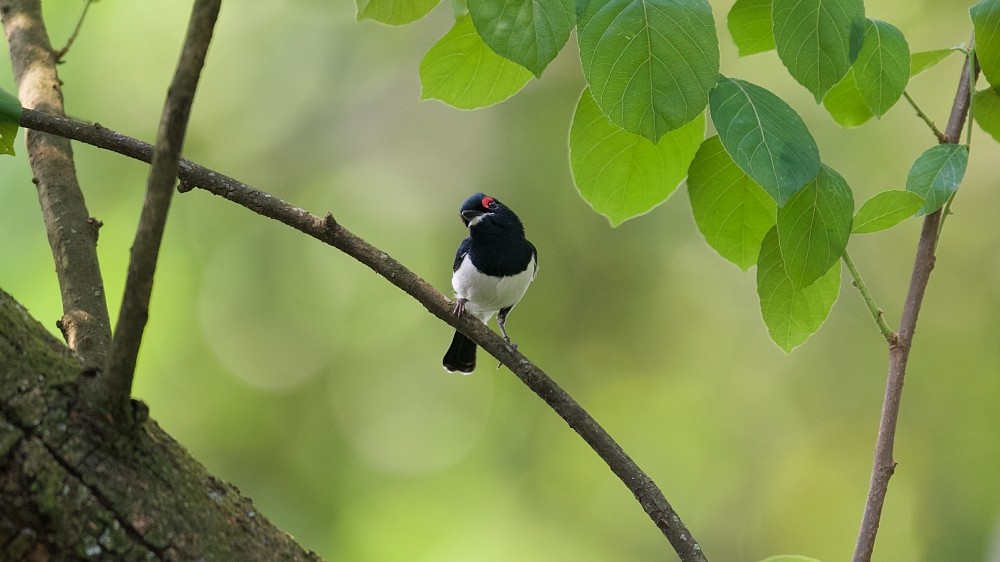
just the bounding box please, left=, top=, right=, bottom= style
left=496, top=341, right=518, bottom=370
left=453, top=298, right=468, bottom=317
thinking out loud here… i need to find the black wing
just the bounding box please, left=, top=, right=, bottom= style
left=452, top=237, right=472, bottom=273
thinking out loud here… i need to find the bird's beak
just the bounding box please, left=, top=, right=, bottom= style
left=461, top=209, right=485, bottom=226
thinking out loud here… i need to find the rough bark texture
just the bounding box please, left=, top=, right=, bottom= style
left=0, top=289, right=322, bottom=561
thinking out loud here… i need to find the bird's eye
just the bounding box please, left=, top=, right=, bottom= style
left=481, top=196, right=497, bottom=210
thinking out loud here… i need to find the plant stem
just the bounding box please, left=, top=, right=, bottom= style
left=965, top=48, right=977, bottom=147
left=841, top=250, right=895, bottom=344
left=102, top=0, right=220, bottom=420
left=53, top=0, right=93, bottom=62
left=902, top=91, right=948, bottom=143
left=852, top=35, right=978, bottom=562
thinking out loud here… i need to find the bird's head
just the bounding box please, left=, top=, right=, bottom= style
left=459, top=193, right=502, bottom=227
left=458, top=193, right=526, bottom=239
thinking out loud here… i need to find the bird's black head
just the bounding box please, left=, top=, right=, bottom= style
left=459, top=192, right=499, bottom=226
left=458, top=193, right=526, bottom=237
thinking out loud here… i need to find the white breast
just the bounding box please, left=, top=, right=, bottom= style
left=452, top=255, right=536, bottom=322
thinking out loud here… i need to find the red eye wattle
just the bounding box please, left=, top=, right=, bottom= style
left=481, top=196, right=495, bottom=209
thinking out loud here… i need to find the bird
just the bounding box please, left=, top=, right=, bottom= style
left=443, top=193, right=537, bottom=374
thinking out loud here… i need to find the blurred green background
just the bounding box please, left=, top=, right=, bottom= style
left=1, top=1, right=998, bottom=560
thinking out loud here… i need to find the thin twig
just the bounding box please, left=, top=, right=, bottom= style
left=0, top=0, right=111, bottom=370
left=936, top=49, right=978, bottom=242
left=937, top=193, right=958, bottom=241
left=852, top=35, right=978, bottom=562
left=53, top=0, right=93, bottom=62
left=902, top=91, right=948, bottom=144
left=841, top=249, right=895, bottom=344
left=101, top=0, right=221, bottom=419
left=964, top=48, right=978, bottom=148
left=16, top=107, right=708, bottom=562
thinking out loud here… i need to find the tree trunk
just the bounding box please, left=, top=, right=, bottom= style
left=0, top=289, right=321, bottom=561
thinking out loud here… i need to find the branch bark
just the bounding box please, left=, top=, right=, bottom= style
left=15, top=109, right=707, bottom=561
left=0, top=0, right=111, bottom=371
left=852, top=40, right=978, bottom=562
left=102, top=0, right=221, bottom=419
left=0, top=289, right=322, bottom=561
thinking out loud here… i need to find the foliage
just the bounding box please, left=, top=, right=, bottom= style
left=851, top=191, right=924, bottom=234
left=905, top=144, right=969, bottom=215
left=577, top=0, right=720, bottom=142
left=570, top=88, right=705, bottom=226
left=357, top=0, right=997, bottom=354
left=419, top=14, right=533, bottom=109
left=0, top=1, right=996, bottom=560
left=0, top=86, right=20, bottom=156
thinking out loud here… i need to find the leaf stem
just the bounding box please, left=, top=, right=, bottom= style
left=842, top=250, right=895, bottom=344
left=937, top=193, right=957, bottom=241
left=965, top=49, right=977, bottom=147
left=54, top=0, right=94, bottom=62
left=902, top=91, right=947, bottom=143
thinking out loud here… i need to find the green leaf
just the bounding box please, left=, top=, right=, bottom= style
left=570, top=88, right=705, bottom=226
left=356, top=0, right=441, bottom=25
left=772, top=0, right=866, bottom=102
left=708, top=75, right=821, bottom=206
left=467, top=0, right=575, bottom=77
left=728, top=0, right=775, bottom=56
left=419, top=15, right=534, bottom=109
left=0, top=87, right=21, bottom=156
left=687, top=136, right=777, bottom=270
left=853, top=19, right=909, bottom=117
left=757, top=227, right=841, bottom=354
left=578, top=0, right=720, bottom=142
left=905, top=144, right=969, bottom=215
left=776, top=164, right=854, bottom=288
left=971, top=0, right=1000, bottom=88
left=910, top=49, right=955, bottom=77
left=823, top=70, right=874, bottom=128
left=852, top=190, right=925, bottom=233
left=973, top=87, right=1000, bottom=142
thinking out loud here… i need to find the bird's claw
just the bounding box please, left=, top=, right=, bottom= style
left=496, top=341, right=518, bottom=370
left=453, top=298, right=468, bottom=317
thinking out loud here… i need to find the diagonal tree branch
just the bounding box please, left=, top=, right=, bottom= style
left=0, top=0, right=111, bottom=371
left=15, top=108, right=708, bottom=561
left=101, top=0, right=221, bottom=420
left=852, top=38, right=978, bottom=562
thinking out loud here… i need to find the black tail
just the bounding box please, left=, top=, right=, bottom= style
left=443, top=330, right=477, bottom=373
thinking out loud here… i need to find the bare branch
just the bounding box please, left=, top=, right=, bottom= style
left=0, top=0, right=111, bottom=370
left=16, top=109, right=708, bottom=561
left=53, top=0, right=94, bottom=62
left=102, top=0, right=221, bottom=419
left=853, top=37, right=978, bottom=562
